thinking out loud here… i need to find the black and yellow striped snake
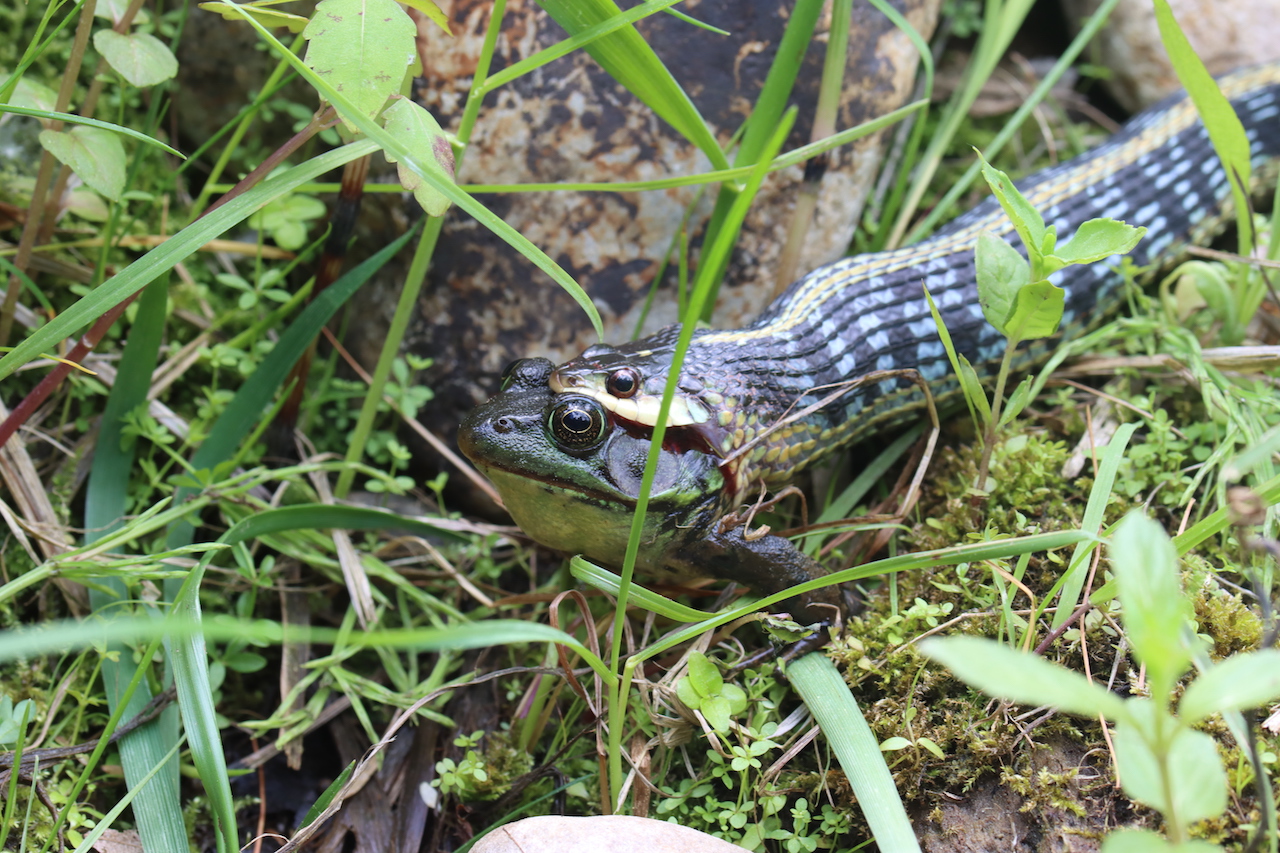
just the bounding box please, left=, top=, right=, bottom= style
left=459, top=63, right=1280, bottom=615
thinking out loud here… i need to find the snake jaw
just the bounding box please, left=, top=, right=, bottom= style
left=549, top=366, right=712, bottom=427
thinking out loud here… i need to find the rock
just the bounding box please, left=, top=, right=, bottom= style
left=343, top=0, right=940, bottom=443
left=1062, top=0, right=1280, bottom=110
left=470, top=815, right=745, bottom=853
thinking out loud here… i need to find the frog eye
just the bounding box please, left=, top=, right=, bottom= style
left=548, top=396, right=608, bottom=450
left=606, top=367, right=641, bottom=399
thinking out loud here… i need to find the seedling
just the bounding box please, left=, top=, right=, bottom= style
left=923, top=511, right=1280, bottom=852
left=926, top=154, right=1145, bottom=492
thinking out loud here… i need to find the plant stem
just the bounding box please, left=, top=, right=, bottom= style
left=975, top=340, right=1018, bottom=490
left=0, top=0, right=98, bottom=348
left=333, top=0, right=509, bottom=498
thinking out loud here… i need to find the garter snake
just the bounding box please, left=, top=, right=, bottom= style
left=458, top=63, right=1280, bottom=618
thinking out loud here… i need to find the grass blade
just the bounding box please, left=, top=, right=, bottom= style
left=82, top=275, right=187, bottom=852
left=538, top=0, right=728, bottom=171
left=165, top=220, right=421, bottom=549
left=787, top=653, right=920, bottom=852
left=0, top=140, right=377, bottom=382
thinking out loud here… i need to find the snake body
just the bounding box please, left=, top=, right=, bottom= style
left=546, top=63, right=1280, bottom=498
left=459, top=64, right=1280, bottom=615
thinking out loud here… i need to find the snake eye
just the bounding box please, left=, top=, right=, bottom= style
left=548, top=396, right=608, bottom=450
left=606, top=368, right=641, bottom=398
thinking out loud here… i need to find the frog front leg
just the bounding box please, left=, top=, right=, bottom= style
left=670, top=526, right=846, bottom=624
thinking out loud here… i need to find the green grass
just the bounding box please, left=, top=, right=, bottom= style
left=0, top=0, right=1278, bottom=850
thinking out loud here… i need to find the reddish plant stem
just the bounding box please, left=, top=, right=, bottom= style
left=0, top=292, right=139, bottom=449
left=0, top=108, right=337, bottom=453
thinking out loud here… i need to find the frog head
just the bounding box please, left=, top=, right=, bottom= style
left=458, top=357, right=726, bottom=578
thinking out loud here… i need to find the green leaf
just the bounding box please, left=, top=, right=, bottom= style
left=1109, top=512, right=1194, bottom=697
left=1054, top=422, right=1139, bottom=628
left=303, top=0, right=417, bottom=132
left=975, top=230, right=1031, bottom=331
left=382, top=97, right=455, bottom=216
left=93, top=30, right=179, bottom=86
left=1003, top=280, right=1064, bottom=345
left=1113, top=701, right=1226, bottom=826
left=299, top=761, right=356, bottom=828
left=956, top=355, right=992, bottom=427
left=686, top=650, right=723, bottom=696
left=925, top=286, right=988, bottom=431
left=93, top=0, right=132, bottom=23
left=701, top=694, right=731, bottom=732
left=721, top=683, right=747, bottom=715
left=1052, top=218, right=1147, bottom=266
left=1100, top=830, right=1176, bottom=853
left=998, top=375, right=1035, bottom=427
left=1223, top=424, right=1280, bottom=481
left=920, top=636, right=1129, bottom=720
left=198, top=0, right=311, bottom=32
left=1179, top=649, right=1280, bottom=725
left=571, top=556, right=719, bottom=621
left=248, top=193, right=327, bottom=250
left=397, top=0, right=451, bottom=34
left=1, top=103, right=183, bottom=157
left=1164, top=727, right=1228, bottom=824
left=978, top=153, right=1046, bottom=266
left=1163, top=260, right=1232, bottom=324
left=879, top=736, right=912, bottom=752
left=11, top=77, right=57, bottom=112
left=786, top=654, right=918, bottom=853
left=675, top=676, right=701, bottom=709
left=38, top=125, right=126, bottom=201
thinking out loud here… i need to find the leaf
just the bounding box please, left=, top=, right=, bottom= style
left=1179, top=649, right=1280, bottom=724
left=978, top=153, right=1046, bottom=266
left=93, top=0, right=132, bottom=24
left=956, top=355, right=992, bottom=427
left=879, top=736, right=912, bottom=752
left=1053, top=218, right=1147, bottom=266
left=1003, top=280, right=1064, bottom=345
left=94, top=30, right=179, bottom=87
left=397, top=0, right=451, bottom=34
left=721, top=683, right=747, bottom=715
left=381, top=97, right=454, bottom=216
left=38, top=125, right=126, bottom=201
left=976, top=230, right=1030, bottom=332
left=998, top=375, right=1035, bottom=427
left=700, top=694, right=731, bottom=732
left=1114, top=702, right=1226, bottom=826
left=1100, top=830, right=1177, bottom=853
left=198, top=1, right=310, bottom=32
left=920, top=636, right=1129, bottom=720
left=1103, top=832, right=1221, bottom=853
left=1109, top=512, right=1194, bottom=697
left=675, top=676, right=701, bottom=709
left=248, top=193, right=328, bottom=250
left=1165, top=726, right=1228, bottom=824
left=11, top=77, right=58, bottom=112
left=303, top=0, right=417, bottom=132
left=686, top=650, right=723, bottom=696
